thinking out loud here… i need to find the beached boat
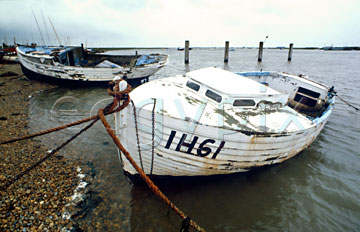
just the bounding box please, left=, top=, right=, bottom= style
left=16, top=45, right=168, bottom=86
left=1, top=43, right=18, bottom=63
left=115, top=67, right=336, bottom=176
left=1, top=54, right=18, bottom=63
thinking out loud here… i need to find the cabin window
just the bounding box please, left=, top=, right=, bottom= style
left=297, top=87, right=320, bottom=98
left=233, top=99, right=256, bottom=107
left=205, top=90, right=222, bottom=103
left=186, top=81, right=200, bottom=91
left=294, top=94, right=317, bottom=107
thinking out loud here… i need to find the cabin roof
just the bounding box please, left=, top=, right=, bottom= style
left=187, top=67, right=282, bottom=97
left=130, top=75, right=314, bottom=133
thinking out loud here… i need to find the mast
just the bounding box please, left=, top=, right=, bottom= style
left=48, top=17, right=62, bottom=45
left=41, top=9, right=51, bottom=45
left=31, top=8, right=46, bottom=45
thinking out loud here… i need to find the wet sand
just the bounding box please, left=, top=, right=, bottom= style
left=0, top=63, right=81, bottom=231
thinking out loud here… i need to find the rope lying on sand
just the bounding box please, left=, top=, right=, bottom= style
left=0, top=79, right=205, bottom=232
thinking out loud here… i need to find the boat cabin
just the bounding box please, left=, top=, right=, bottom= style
left=235, top=71, right=331, bottom=117
left=185, top=67, right=288, bottom=108
left=184, top=68, right=331, bottom=118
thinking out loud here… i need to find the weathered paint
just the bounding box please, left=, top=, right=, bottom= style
left=16, top=46, right=168, bottom=84
left=116, top=67, right=335, bottom=176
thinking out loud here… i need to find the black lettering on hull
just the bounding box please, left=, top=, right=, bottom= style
left=164, top=130, right=225, bottom=159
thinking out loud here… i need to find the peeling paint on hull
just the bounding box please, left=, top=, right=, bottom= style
left=117, top=104, right=332, bottom=176
left=115, top=67, right=335, bottom=176
left=16, top=46, right=168, bottom=86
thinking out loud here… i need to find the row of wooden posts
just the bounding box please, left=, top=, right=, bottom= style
left=184, top=40, right=294, bottom=64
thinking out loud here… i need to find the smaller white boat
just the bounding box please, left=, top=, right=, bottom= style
left=1, top=54, right=18, bottom=63
left=1, top=44, right=18, bottom=63
left=115, top=67, right=336, bottom=176
left=16, top=44, right=168, bottom=86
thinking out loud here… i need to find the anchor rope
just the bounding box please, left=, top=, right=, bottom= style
left=131, top=100, right=144, bottom=171
left=0, top=119, right=98, bottom=191
left=335, top=94, right=359, bottom=112
left=0, top=80, right=131, bottom=189
left=0, top=81, right=131, bottom=146
left=98, top=96, right=205, bottom=232
left=0, top=79, right=205, bottom=231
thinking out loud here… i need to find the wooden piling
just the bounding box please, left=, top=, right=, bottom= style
left=258, top=41, right=263, bottom=62
left=288, top=43, right=294, bottom=61
left=224, top=41, right=229, bottom=63
left=185, top=40, right=190, bottom=64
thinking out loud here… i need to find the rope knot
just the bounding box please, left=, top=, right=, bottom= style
left=104, top=78, right=132, bottom=115
left=107, top=79, right=132, bottom=98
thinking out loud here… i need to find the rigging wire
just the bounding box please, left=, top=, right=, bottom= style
left=48, top=17, right=62, bottom=46
left=41, top=9, right=51, bottom=46
left=31, top=8, right=46, bottom=46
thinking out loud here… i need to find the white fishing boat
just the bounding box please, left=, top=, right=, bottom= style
left=115, top=67, right=336, bottom=176
left=1, top=54, right=18, bottom=63
left=16, top=45, right=168, bottom=86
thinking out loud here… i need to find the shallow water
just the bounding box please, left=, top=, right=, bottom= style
left=29, top=48, right=360, bottom=231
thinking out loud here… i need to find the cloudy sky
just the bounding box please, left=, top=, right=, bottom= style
left=1, top=0, right=359, bottom=47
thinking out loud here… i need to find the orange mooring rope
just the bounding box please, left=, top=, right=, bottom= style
left=0, top=79, right=205, bottom=231
left=98, top=100, right=205, bottom=232
left=101, top=80, right=205, bottom=232
left=0, top=81, right=131, bottom=146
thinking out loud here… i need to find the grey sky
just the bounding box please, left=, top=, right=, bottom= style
left=1, top=0, right=359, bottom=47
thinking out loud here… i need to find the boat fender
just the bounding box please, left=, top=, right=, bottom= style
left=118, top=80, right=128, bottom=92
left=113, top=75, right=122, bottom=81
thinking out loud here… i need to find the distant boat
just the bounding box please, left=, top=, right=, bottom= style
left=321, top=46, right=360, bottom=51
left=177, top=47, right=192, bottom=51
left=1, top=55, right=18, bottom=63
left=115, top=67, right=336, bottom=176
left=2, top=43, right=16, bottom=53
left=0, top=43, right=18, bottom=63
left=16, top=44, right=168, bottom=86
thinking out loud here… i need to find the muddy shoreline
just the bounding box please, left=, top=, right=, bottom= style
left=0, top=63, right=86, bottom=231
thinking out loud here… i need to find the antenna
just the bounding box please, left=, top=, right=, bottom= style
left=41, top=9, right=51, bottom=45
left=48, top=17, right=62, bottom=45
left=31, top=8, right=46, bottom=45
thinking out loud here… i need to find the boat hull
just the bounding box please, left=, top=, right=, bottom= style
left=16, top=46, right=167, bottom=87
left=116, top=102, right=333, bottom=176
left=1, top=55, right=18, bottom=63
left=20, top=63, right=149, bottom=87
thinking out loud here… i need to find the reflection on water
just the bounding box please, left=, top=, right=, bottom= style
left=29, top=48, right=360, bottom=231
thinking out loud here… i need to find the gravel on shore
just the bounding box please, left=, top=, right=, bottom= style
left=0, top=63, right=82, bottom=231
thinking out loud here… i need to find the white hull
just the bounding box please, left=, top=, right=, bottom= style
left=16, top=46, right=168, bottom=85
left=2, top=55, right=18, bottom=62
left=116, top=103, right=333, bottom=176
left=115, top=67, right=335, bottom=176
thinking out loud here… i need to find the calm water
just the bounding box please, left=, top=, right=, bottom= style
left=29, top=48, right=360, bottom=231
